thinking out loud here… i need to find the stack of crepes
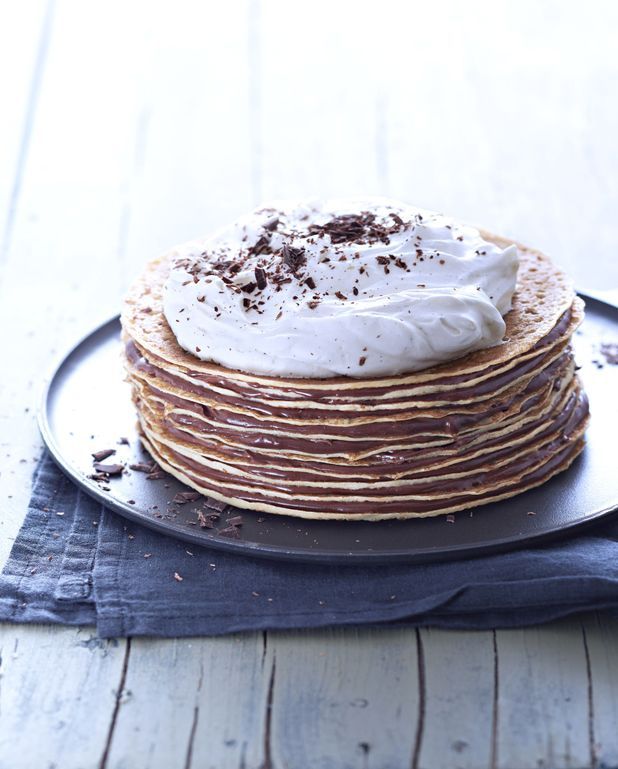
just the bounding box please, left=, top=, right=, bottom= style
left=121, top=206, right=588, bottom=521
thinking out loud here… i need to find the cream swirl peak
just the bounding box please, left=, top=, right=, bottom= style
left=163, top=198, right=519, bottom=377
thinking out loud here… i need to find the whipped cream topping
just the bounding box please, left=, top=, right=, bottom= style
left=163, top=198, right=519, bottom=378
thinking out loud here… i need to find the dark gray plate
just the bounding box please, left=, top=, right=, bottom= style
left=38, top=295, right=618, bottom=564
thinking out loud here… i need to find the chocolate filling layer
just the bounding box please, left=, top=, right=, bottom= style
left=141, top=388, right=583, bottom=483
left=126, top=337, right=570, bottom=417
left=145, top=432, right=586, bottom=515
left=132, top=355, right=570, bottom=451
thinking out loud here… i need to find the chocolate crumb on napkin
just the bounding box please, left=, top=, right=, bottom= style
left=1, top=454, right=618, bottom=638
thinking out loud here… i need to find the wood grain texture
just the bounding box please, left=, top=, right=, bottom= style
left=0, top=0, right=51, bottom=259
left=494, top=618, right=593, bottom=769
left=415, top=629, right=496, bottom=769
left=0, top=624, right=126, bottom=769
left=105, top=634, right=271, bottom=769
left=253, top=0, right=618, bottom=292
left=121, top=0, right=256, bottom=282
left=268, top=627, right=419, bottom=769
left=581, top=613, right=618, bottom=767
left=0, top=0, right=146, bottom=562
left=1, top=1, right=618, bottom=768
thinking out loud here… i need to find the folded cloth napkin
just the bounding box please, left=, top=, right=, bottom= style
left=1, top=454, right=618, bottom=638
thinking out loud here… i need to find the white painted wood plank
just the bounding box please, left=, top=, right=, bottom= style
left=0, top=9, right=169, bottom=766
left=0, top=5, right=273, bottom=768
left=0, top=0, right=50, bottom=256
left=268, top=627, right=419, bottom=769
left=377, top=0, right=618, bottom=291
left=495, top=619, right=592, bottom=769
left=121, top=0, right=255, bottom=285
left=581, top=613, right=618, bottom=767
left=0, top=0, right=149, bottom=563
left=417, top=629, right=496, bottom=769
left=100, top=14, right=271, bottom=766
left=0, top=624, right=126, bottom=769
left=106, top=634, right=270, bottom=769
left=256, top=0, right=383, bottom=202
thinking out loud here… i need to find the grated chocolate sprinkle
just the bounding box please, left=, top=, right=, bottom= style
left=307, top=212, right=402, bottom=245
left=263, top=216, right=280, bottom=232
left=92, top=448, right=116, bottom=462
left=92, top=462, right=124, bottom=476
left=254, top=267, right=267, bottom=290
left=281, top=244, right=307, bottom=272
left=249, top=234, right=271, bottom=256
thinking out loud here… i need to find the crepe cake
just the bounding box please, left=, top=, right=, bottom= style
left=121, top=198, right=589, bottom=520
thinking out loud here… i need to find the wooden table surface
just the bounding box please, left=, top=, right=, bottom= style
left=1, top=2, right=618, bottom=767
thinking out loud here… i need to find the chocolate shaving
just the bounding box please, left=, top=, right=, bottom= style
left=250, top=234, right=271, bottom=256
left=241, top=282, right=257, bottom=294
left=92, top=462, right=124, bottom=476
left=281, top=244, right=306, bottom=272
left=304, top=276, right=316, bottom=290
left=173, top=491, right=201, bottom=504
left=226, top=515, right=243, bottom=527
left=218, top=525, right=241, bottom=539
left=92, top=449, right=116, bottom=462
left=130, top=462, right=156, bottom=473
left=204, top=498, right=228, bottom=512
left=254, top=267, right=267, bottom=290
left=197, top=510, right=216, bottom=528
left=146, top=470, right=165, bottom=480
left=307, top=212, right=398, bottom=245
left=263, top=217, right=280, bottom=232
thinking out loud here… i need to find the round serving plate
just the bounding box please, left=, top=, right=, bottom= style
left=38, top=295, right=618, bottom=564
